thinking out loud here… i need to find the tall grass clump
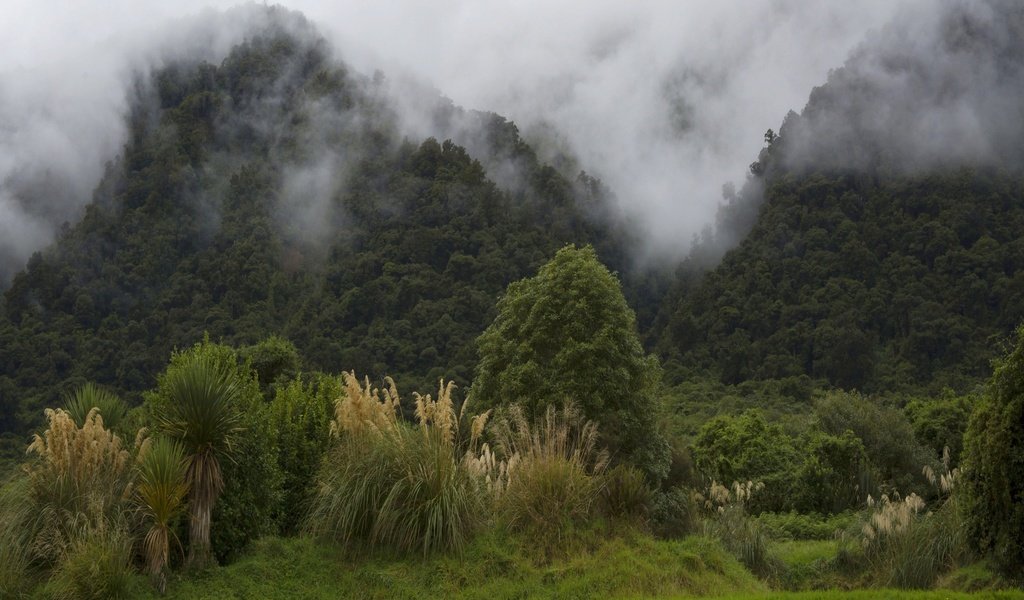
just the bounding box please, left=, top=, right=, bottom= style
left=857, top=450, right=968, bottom=588
left=24, top=408, right=135, bottom=566
left=43, top=520, right=136, bottom=600
left=0, top=475, right=35, bottom=597
left=307, top=373, right=487, bottom=555
left=699, top=480, right=778, bottom=577
left=490, top=402, right=609, bottom=552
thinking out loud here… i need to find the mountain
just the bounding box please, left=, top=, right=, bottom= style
left=655, top=0, right=1024, bottom=393
left=0, top=10, right=644, bottom=437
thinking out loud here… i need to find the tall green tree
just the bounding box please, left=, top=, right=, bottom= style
left=473, top=245, right=669, bottom=481
left=961, top=325, right=1024, bottom=577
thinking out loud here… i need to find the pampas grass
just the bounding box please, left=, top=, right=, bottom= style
left=25, top=408, right=135, bottom=565
left=490, top=403, right=609, bottom=552
left=308, top=374, right=484, bottom=555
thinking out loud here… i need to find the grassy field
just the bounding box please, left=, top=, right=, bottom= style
left=136, top=534, right=1022, bottom=600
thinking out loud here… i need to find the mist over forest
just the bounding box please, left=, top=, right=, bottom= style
left=1, top=2, right=1024, bottom=598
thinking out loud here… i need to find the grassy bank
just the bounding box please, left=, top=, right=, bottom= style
left=145, top=533, right=764, bottom=599
left=137, top=534, right=1022, bottom=600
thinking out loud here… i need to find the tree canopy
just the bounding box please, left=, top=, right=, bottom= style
left=473, top=245, right=669, bottom=481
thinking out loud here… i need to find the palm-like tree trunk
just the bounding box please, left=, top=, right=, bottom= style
left=186, top=449, right=223, bottom=568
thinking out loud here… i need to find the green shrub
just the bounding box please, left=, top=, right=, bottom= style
left=904, top=390, right=975, bottom=466
left=792, top=430, right=871, bottom=514
left=754, top=511, right=856, bottom=541
left=692, top=410, right=800, bottom=513
left=601, top=464, right=652, bottom=521
left=270, top=373, right=337, bottom=534
left=210, top=378, right=283, bottom=564
left=815, top=391, right=935, bottom=495
left=241, top=336, right=301, bottom=396
left=649, top=486, right=697, bottom=539
left=961, top=325, right=1024, bottom=578
left=63, top=383, right=129, bottom=433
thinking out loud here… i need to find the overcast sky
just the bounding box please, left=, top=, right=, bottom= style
left=0, top=1, right=914, bottom=276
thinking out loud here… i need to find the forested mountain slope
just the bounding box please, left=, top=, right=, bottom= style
left=0, top=13, right=640, bottom=436
left=655, top=0, right=1024, bottom=393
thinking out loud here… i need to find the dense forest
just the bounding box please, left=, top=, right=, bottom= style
left=1, top=4, right=1023, bottom=599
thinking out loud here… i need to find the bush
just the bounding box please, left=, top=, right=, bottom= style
left=307, top=374, right=484, bottom=555
left=649, top=486, right=697, bottom=539
left=961, top=325, right=1024, bottom=578
left=210, top=377, right=283, bottom=563
left=270, top=373, right=337, bottom=534
left=754, top=511, right=856, bottom=541
left=815, top=391, right=935, bottom=495
left=692, top=410, right=800, bottom=513
left=601, top=464, right=652, bottom=521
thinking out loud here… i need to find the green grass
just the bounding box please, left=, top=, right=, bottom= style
left=141, top=533, right=767, bottom=599
left=700, top=589, right=1024, bottom=593
left=135, top=533, right=1023, bottom=600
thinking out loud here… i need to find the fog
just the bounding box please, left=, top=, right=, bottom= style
left=0, top=0, right=976, bottom=283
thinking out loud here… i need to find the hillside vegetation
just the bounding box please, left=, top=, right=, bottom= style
left=1, top=4, right=1023, bottom=600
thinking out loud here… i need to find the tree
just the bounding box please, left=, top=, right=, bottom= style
left=961, top=325, right=1024, bottom=577
left=473, top=245, right=669, bottom=481
left=151, top=345, right=243, bottom=568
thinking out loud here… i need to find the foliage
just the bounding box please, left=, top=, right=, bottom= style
left=489, top=402, right=608, bottom=555
left=150, top=340, right=244, bottom=567
left=136, top=436, right=189, bottom=591
left=209, top=356, right=283, bottom=564
left=792, top=430, right=870, bottom=514
left=755, top=511, right=857, bottom=541
left=814, top=391, right=935, bottom=496
left=960, top=324, right=1024, bottom=578
left=269, top=373, right=336, bottom=534
left=649, top=485, right=698, bottom=539
left=43, top=521, right=138, bottom=600
left=474, top=245, right=669, bottom=481
left=307, top=373, right=484, bottom=555
left=241, top=336, right=301, bottom=397
left=692, top=410, right=801, bottom=513
left=63, top=383, right=129, bottom=433
left=856, top=492, right=968, bottom=588
left=600, top=463, right=653, bottom=521
left=700, top=480, right=779, bottom=577
left=905, top=391, right=975, bottom=466
left=24, top=407, right=135, bottom=565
